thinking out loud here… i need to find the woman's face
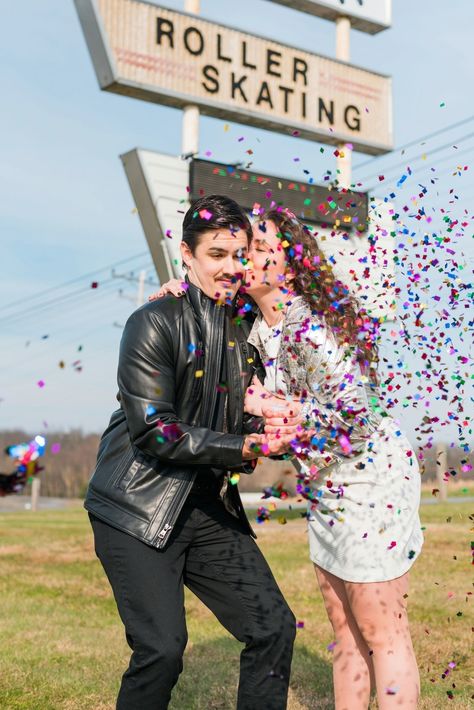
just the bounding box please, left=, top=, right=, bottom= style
left=244, top=220, right=289, bottom=297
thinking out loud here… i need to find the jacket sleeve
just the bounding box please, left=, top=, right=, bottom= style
left=117, top=308, right=247, bottom=469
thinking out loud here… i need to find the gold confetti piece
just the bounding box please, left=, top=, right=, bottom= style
left=195, top=370, right=204, bottom=378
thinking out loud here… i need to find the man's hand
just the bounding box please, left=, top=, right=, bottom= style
left=242, top=433, right=301, bottom=459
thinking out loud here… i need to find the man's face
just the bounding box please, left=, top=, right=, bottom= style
left=180, top=228, right=249, bottom=300
left=244, top=221, right=288, bottom=297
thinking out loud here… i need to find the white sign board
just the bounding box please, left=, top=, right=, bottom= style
left=121, top=149, right=395, bottom=318
left=120, top=149, right=188, bottom=284
left=75, top=0, right=393, bottom=154
left=267, top=0, right=392, bottom=34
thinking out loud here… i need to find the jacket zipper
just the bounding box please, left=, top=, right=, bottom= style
left=153, top=474, right=196, bottom=544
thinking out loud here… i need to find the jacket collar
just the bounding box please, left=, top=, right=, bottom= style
left=184, top=275, right=232, bottom=319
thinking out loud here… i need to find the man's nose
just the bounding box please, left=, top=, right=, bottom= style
left=222, top=253, right=237, bottom=274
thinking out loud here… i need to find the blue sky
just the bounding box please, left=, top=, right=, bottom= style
left=0, top=0, right=472, bottom=441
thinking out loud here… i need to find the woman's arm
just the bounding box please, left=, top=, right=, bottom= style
left=148, top=279, right=185, bottom=301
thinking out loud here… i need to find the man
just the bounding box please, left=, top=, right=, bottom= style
left=85, top=195, right=301, bottom=709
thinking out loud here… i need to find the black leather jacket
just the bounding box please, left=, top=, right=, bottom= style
left=84, top=282, right=262, bottom=548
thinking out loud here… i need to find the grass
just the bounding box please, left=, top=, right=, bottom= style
left=0, top=502, right=472, bottom=709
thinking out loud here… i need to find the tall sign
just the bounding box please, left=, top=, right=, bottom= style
left=74, top=0, right=393, bottom=154
left=267, top=0, right=392, bottom=34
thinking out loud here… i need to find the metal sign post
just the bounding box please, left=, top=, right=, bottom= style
left=182, top=0, right=200, bottom=157
left=335, top=15, right=351, bottom=187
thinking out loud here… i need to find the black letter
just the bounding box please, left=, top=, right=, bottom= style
left=301, top=91, right=307, bottom=118
left=242, top=41, right=256, bottom=70
left=184, top=26, right=204, bottom=56
left=278, top=85, right=294, bottom=113
left=319, top=98, right=334, bottom=125
left=266, top=49, right=282, bottom=77
left=156, top=17, right=174, bottom=47
left=293, top=57, right=308, bottom=86
left=202, top=65, right=219, bottom=94
left=217, top=33, right=232, bottom=62
left=344, top=104, right=361, bottom=131
left=231, top=73, right=248, bottom=102
left=256, top=81, right=274, bottom=108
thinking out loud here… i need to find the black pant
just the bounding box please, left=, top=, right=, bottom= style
left=90, top=495, right=296, bottom=710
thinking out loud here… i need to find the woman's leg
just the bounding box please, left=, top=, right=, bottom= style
left=345, top=573, right=419, bottom=709
left=315, top=565, right=375, bottom=710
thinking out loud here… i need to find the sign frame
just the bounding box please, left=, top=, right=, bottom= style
left=189, top=159, right=369, bottom=229
left=74, top=0, right=393, bottom=155
left=266, top=0, right=392, bottom=34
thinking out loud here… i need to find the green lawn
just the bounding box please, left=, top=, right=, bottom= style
left=0, top=502, right=472, bottom=709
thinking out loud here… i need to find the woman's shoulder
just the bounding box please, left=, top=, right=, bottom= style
left=281, top=297, right=343, bottom=367
left=284, top=297, right=325, bottom=337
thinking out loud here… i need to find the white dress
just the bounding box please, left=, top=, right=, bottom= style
left=249, top=306, right=423, bottom=584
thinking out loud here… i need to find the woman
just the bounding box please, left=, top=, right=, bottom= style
left=154, top=208, right=423, bottom=709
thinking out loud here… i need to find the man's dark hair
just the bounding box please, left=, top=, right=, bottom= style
left=182, top=195, right=253, bottom=253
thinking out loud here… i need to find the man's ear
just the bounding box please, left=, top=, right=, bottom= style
left=180, top=241, right=193, bottom=270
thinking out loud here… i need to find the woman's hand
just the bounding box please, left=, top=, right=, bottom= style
left=262, top=400, right=303, bottom=436
left=148, top=279, right=186, bottom=301
left=244, top=376, right=273, bottom=417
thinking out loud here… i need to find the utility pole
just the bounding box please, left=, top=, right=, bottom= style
left=111, top=269, right=156, bottom=328
left=435, top=443, right=448, bottom=502
left=335, top=16, right=352, bottom=189
left=137, top=269, right=146, bottom=306
left=182, top=0, right=200, bottom=158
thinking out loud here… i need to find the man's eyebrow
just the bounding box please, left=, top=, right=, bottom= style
left=207, top=245, right=248, bottom=252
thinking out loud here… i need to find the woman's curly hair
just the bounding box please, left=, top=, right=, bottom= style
left=256, top=208, right=380, bottom=384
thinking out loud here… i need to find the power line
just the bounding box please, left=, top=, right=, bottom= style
left=353, top=114, right=474, bottom=171
left=0, top=261, right=155, bottom=327
left=0, top=266, right=157, bottom=372
left=358, top=131, right=474, bottom=186
left=1, top=250, right=150, bottom=313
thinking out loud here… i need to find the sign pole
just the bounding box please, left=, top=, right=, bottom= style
left=335, top=16, right=352, bottom=188
left=182, top=0, right=200, bottom=157
left=31, top=477, right=41, bottom=512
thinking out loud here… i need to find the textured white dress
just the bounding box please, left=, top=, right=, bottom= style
left=248, top=299, right=423, bottom=583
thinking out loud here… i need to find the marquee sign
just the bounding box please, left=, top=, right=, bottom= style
left=190, top=159, right=368, bottom=229
left=120, top=149, right=395, bottom=318
left=74, top=0, right=393, bottom=154
left=267, top=1, right=392, bottom=34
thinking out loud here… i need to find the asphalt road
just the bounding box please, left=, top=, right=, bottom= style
left=0, top=493, right=472, bottom=513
